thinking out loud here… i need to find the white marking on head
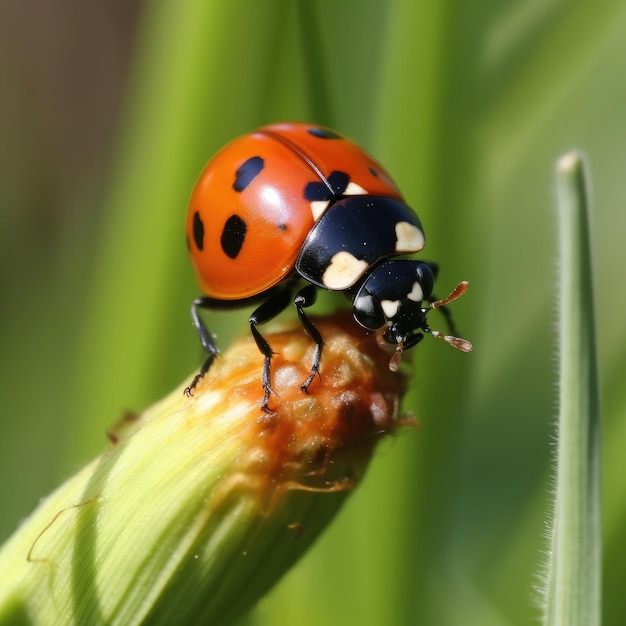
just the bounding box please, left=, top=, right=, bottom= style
left=381, top=299, right=401, bottom=319
left=344, top=181, right=368, bottom=195
left=395, top=221, right=425, bottom=252
left=407, top=281, right=423, bottom=302
left=322, top=251, right=369, bottom=290
left=311, top=200, right=330, bottom=221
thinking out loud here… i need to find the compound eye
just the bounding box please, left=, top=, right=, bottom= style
left=353, top=291, right=386, bottom=330
left=415, top=262, right=435, bottom=299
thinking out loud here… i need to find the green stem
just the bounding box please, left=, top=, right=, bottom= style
left=544, top=151, right=602, bottom=625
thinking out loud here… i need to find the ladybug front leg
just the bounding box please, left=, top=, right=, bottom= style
left=293, top=284, right=323, bottom=394
left=185, top=296, right=221, bottom=396
left=249, top=287, right=294, bottom=412
left=426, top=295, right=460, bottom=338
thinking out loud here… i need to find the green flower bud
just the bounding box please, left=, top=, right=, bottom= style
left=0, top=315, right=406, bottom=625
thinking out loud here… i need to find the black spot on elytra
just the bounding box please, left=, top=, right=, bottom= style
left=369, top=166, right=379, bottom=177
left=278, top=222, right=288, bottom=231
left=233, top=156, right=264, bottom=192
left=307, top=127, right=341, bottom=139
left=221, top=214, right=247, bottom=258
left=304, top=170, right=350, bottom=201
left=192, top=211, right=204, bottom=251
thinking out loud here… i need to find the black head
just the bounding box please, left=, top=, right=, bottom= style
left=353, top=259, right=434, bottom=341
left=352, top=260, right=472, bottom=370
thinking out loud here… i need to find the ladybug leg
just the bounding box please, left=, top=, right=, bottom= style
left=428, top=298, right=459, bottom=336
left=293, top=284, right=323, bottom=394
left=425, top=293, right=463, bottom=338
left=185, top=297, right=221, bottom=396
left=249, top=288, right=294, bottom=412
left=403, top=332, right=425, bottom=350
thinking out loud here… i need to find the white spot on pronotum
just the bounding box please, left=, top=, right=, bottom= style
left=381, top=299, right=401, bottom=319
left=311, top=200, right=330, bottom=221
left=310, top=182, right=367, bottom=220
left=344, top=181, right=368, bottom=195
left=322, top=251, right=369, bottom=290
left=395, top=221, right=425, bottom=252
left=407, top=281, right=423, bottom=302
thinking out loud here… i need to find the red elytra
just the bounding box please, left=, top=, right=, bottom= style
left=186, top=122, right=403, bottom=300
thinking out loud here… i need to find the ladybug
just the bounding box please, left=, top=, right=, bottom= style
left=185, top=122, right=471, bottom=410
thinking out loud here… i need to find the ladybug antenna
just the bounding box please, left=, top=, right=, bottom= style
left=388, top=341, right=404, bottom=373
left=378, top=280, right=472, bottom=371
left=425, top=281, right=473, bottom=353
left=375, top=328, right=407, bottom=372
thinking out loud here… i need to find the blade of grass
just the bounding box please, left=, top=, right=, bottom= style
left=543, top=151, right=601, bottom=625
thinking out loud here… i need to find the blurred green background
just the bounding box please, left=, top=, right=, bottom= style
left=1, top=1, right=624, bottom=624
